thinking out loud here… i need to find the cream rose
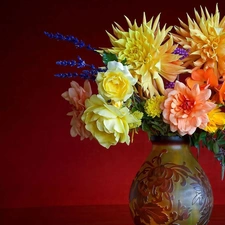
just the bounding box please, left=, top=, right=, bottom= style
left=96, top=61, right=137, bottom=102
left=81, top=94, right=138, bottom=148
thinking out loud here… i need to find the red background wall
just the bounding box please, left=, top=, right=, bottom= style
left=1, top=0, right=225, bottom=209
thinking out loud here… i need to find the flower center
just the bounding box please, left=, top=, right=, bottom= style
left=180, top=98, right=193, bottom=111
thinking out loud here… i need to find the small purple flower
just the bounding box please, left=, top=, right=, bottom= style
left=173, top=47, right=189, bottom=60
left=165, top=81, right=175, bottom=89
left=44, top=31, right=96, bottom=51
left=44, top=31, right=105, bottom=80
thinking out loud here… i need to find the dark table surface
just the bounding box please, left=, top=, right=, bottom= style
left=1, top=204, right=224, bottom=225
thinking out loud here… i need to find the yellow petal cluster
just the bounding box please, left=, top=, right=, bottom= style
left=129, top=111, right=143, bottom=129
left=172, top=4, right=225, bottom=77
left=204, top=106, right=225, bottom=133
left=144, top=96, right=165, bottom=118
left=98, top=13, right=188, bottom=98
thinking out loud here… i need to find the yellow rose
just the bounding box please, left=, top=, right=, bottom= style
left=81, top=94, right=138, bottom=148
left=96, top=61, right=137, bottom=103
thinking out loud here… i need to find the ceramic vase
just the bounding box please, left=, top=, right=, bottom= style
left=129, top=136, right=213, bottom=225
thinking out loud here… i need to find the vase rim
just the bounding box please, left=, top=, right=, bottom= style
left=150, top=135, right=190, bottom=143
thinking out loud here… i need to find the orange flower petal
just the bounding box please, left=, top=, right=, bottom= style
left=205, top=68, right=218, bottom=87
left=219, top=81, right=225, bottom=103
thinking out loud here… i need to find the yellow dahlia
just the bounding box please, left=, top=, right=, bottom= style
left=204, top=106, right=225, bottom=133
left=98, top=13, right=188, bottom=98
left=172, top=4, right=225, bottom=76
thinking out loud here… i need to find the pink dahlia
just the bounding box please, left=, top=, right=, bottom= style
left=162, top=81, right=216, bottom=136
left=61, top=80, right=93, bottom=140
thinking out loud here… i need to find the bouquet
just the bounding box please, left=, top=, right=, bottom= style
left=45, top=4, right=225, bottom=178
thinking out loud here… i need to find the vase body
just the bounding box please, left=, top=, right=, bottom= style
left=129, top=136, right=213, bottom=225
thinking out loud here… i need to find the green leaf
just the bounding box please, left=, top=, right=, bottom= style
left=102, top=52, right=118, bottom=65
left=209, top=141, right=214, bottom=152
left=121, top=58, right=127, bottom=65
left=199, top=131, right=207, bottom=140
left=213, top=142, right=220, bottom=154
left=217, top=129, right=224, bottom=139
left=217, top=139, right=225, bottom=146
